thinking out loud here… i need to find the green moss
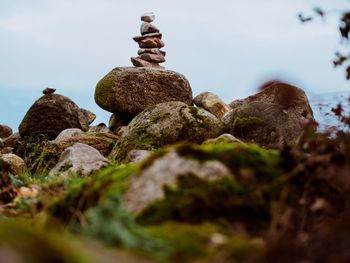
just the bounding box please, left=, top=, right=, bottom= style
left=150, top=112, right=171, bottom=124
left=231, top=116, right=262, bottom=137
left=46, top=163, right=139, bottom=225
left=176, top=143, right=283, bottom=182
left=94, top=73, right=116, bottom=111
left=30, top=143, right=62, bottom=174
left=0, top=221, right=89, bottom=263
left=137, top=174, right=270, bottom=234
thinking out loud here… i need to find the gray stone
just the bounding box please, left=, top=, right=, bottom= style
left=110, top=101, right=225, bottom=161
left=141, top=12, right=156, bottom=23
left=49, top=143, right=110, bottom=177
left=95, top=67, right=193, bottom=118
left=138, top=48, right=166, bottom=56
left=54, top=128, right=84, bottom=144
left=141, top=22, right=160, bottom=35
left=123, top=149, right=233, bottom=214
left=126, top=149, right=151, bottom=163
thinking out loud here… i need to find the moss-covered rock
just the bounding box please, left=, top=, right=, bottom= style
left=95, top=67, right=193, bottom=119
left=110, top=102, right=225, bottom=162
left=19, top=93, right=92, bottom=140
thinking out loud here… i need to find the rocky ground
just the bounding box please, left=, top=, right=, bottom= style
left=1, top=66, right=350, bottom=263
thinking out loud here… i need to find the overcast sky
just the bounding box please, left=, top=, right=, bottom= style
left=0, top=0, right=349, bottom=130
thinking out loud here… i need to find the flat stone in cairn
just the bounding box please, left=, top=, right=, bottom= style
left=141, top=12, right=155, bottom=23
left=141, top=22, right=160, bottom=35
left=131, top=12, right=166, bottom=68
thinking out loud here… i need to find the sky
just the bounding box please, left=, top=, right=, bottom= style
left=0, top=0, right=350, bottom=130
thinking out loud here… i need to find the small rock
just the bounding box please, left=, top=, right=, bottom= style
left=49, top=143, right=110, bottom=177
left=80, top=109, right=96, bottom=125
left=126, top=149, right=151, bottom=163
left=131, top=57, right=163, bottom=68
left=139, top=37, right=165, bottom=49
left=133, top=33, right=162, bottom=43
left=89, top=123, right=110, bottom=133
left=0, top=153, right=27, bottom=175
left=141, top=12, right=156, bottom=23
left=203, top=133, right=244, bottom=145
left=109, top=114, right=131, bottom=133
left=2, top=147, right=14, bottom=154
left=3, top=133, right=20, bottom=148
left=0, top=125, right=13, bottom=139
left=194, top=92, right=231, bottom=119
left=138, top=48, right=166, bottom=56
left=42, top=87, right=56, bottom=95
left=141, top=22, right=160, bottom=35
left=139, top=53, right=165, bottom=63
left=54, top=128, right=84, bottom=143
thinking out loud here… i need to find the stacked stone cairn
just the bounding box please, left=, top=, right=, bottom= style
left=131, top=12, right=166, bottom=68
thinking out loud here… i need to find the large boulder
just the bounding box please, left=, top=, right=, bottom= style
left=49, top=143, right=110, bottom=177
left=224, top=83, right=314, bottom=148
left=95, top=67, right=193, bottom=119
left=110, top=101, right=225, bottom=161
left=19, top=93, right=94, bottom=140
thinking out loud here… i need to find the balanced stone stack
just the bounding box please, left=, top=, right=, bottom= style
left=131, top=12, right=166, bottom=68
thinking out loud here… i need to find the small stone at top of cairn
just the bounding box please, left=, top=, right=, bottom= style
left=43, top=87, right=56, bottom=95
left=131, top=12, right=166, bottom=68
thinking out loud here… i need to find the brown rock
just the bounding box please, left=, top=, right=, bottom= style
left=95, top=67, right=193, bottom=118
left=0, top=153, right=27, bottom=175
left=131, top=57, right=163, bottom=68
left=138, top=53, right=165, bottom=63
left=141, top=22, right=160, bottom=35
left=224, top=83, right=314, bottom=148
left=19, top=93, right=91, bottom=140
left=138, top=48, right=166, bottom=56
left=194, top=92, right=231, bottom=119
left=3, top=133, right=20, bottom=148
left=133, top=33, right=162, bottom=43
left=139, top=37, right=165, bottom=49
left=0, top=125, right=13, bottom=139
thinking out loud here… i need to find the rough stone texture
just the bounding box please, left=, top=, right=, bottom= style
left=133, top=33, right=162, bottom=43
left=110, top=101, right=225, bottom=161
left=138, top=37, right=165, bottom=49
left=194, top=92, right=231, bottom=119
left=95, top=67, right=193, bottom=118
left=55, top=132, right=118, bottom=157
left=109, top=114, right=130, bottom=133
left=54, top=128, right=84, bottom=143
left=224, top=83, right=314, bottom=148
left=126, top=149, right=151, bottom=163
left=88, top=123, right=110, bottom=133
left=138, top=48, right=166, bottom=56
left=123, top=150, right=233, bottom=214
left=19, top=94, right=91, bottom=140
left=49, top=143, right=110, bottom=177
left=202, top=133, right=244, bottom=145
left=141, top=12, right=155, bottom=23
left=80, top=109, right=96, bottom=125
left=141, top=22, right=160, bottom=35
left=0, top=171, right=17, bottom=204
left=139, top=53, right=165, bottom=63
left=131, top=57, right=163, bottom=68
left=0, top=153, right=27, bottom=174
left=0, top=125, right=13, bottom=139
left=3, top=133, right=20, bottom=148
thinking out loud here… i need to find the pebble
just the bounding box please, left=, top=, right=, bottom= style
left=141, top=12, right=155, bottom=23
left=133, top=33, right=162, bottom=43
